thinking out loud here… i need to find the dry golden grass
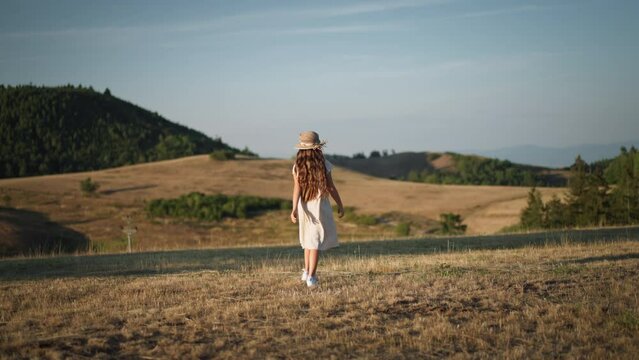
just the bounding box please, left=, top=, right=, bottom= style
left=1, top=234, right=638, bottom=359
left=0, top=156, right=564, bottom=254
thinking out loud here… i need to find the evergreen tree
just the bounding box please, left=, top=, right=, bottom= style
left=543, top=195, right=569, bottom=228
left=567, top=155, right=589, bottom=226
left=518, top=148, right=639, bottom=230
left=583, top=165, right=610, bottom=227
left=610, top=147, right=639, bottom=224
left=521, top=187, right=544, bottom=229
left=80, top=177, right=100, bottom=196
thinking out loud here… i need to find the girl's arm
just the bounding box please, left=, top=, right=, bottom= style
left=326, top=172, right=344, bottom=218
left=291, top=171, right=301, bottom=223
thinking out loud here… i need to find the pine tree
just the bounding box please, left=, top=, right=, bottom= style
left=521, top=187, right=544, bottom=229
left=582, top=165, right=609, bottom=227
left=543, top=195, right=569, bottom=229
left=567, top=155, right=589, bottom=226
left=632, top=147, right=639, bottom=222
left=610, top=147, right=639, bottom=224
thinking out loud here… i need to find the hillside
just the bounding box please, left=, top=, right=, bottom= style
left=326, top=152, right=568, bottom=187
left=0, top=85, right=242, bottom=178
left=0, top=155, right=564, bottom=255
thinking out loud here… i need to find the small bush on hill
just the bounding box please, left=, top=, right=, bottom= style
left=210, top=150, right=236, bottom=161
left=80, top=177, right=100, bottom=196
left=438, top=213, right=467, bottom=235
left=395, top=222, right=411, bottom=236
left=340, top=206, right=379, bottom=226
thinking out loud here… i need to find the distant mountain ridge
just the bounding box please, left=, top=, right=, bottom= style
left=465, top=142, right=639, bottom=168
left=0, top=85, right=242, bottom=178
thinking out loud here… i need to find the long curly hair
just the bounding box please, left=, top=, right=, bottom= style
left=295, top=149, right=329, bottom=202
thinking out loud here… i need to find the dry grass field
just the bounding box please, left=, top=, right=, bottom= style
left=0, top=155, right=564, bottom=254
left=1, top=229, right=638, bottom=359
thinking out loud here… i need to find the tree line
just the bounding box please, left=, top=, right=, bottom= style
left=406, top=153, right=563, bottom=187
left=521, top=147, right=639, bottom=229
left=0, top=85, right=251, bottom=178
left=326, top=151, right=565, bottom=187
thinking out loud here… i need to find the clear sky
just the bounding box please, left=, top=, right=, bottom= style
left=1, top=0, right=637, bottom=158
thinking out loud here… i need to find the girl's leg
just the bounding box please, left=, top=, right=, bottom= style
left=308, top=249, right=319, bottom=277
left=304, top=248, right=310, bottom=273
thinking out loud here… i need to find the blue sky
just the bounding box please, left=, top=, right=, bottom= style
left=1, top=0, right=637, bottom=158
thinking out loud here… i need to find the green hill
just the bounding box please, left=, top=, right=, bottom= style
left=326, top=151, right=568, bottom=187
left=0, top=84, right=244, bottom=178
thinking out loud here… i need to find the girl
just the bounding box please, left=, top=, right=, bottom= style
left=290, top=131, right=344, bottom=287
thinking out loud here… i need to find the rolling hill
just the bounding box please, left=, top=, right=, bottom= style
left=0, top=85, right=244, bottom=179
left=0, top=155, right=564, bottom=255
left=326, top=151, right=568, bottom=187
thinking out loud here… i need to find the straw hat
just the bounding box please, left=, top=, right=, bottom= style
left=294, top=131, right=326, bottom=150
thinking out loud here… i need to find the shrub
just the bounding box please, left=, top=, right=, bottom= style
left=145, top=192, right=289, bottom=221
left=357, top=215, right=378, bottom=226
left=438, top=213, right=467, bottom=235
left=1, top=193, right=10, bottom=207
left=210, top=150, right=236, bottom=161
left=395, top=222, right=411, bottom=236
left=80, top=177, right=100, bottom=196
left=340, top=206, right=379, bottom=226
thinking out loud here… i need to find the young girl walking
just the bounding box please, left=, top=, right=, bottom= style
left=290, top=131, right=344, bottom=287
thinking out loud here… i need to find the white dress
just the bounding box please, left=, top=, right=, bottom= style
left=292, top=160, right=339, bottom=251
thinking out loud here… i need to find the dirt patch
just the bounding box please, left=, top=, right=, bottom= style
left=431, top=153, right=455, bottom=171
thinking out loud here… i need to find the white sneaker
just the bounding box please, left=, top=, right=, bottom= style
left=301, top=270, right=308, bottom=281
left=306, top=275, right=319, bottom=288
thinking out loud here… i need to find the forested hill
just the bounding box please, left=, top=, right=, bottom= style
left=0, top=85, right=242, bottom=178
left=326, top=151, right=568, bottom=187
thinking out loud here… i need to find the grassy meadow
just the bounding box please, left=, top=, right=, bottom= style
left=1, top=227, right=638, bottom=359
